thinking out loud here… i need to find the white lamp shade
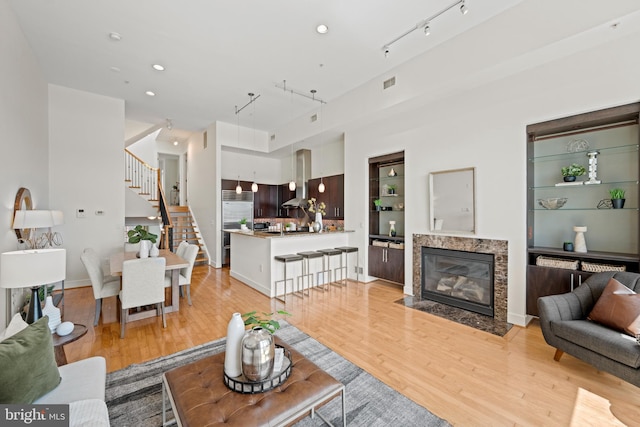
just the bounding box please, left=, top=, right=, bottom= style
left=51, top=210, right=64, bottom=226
left=13, top=210, right=54, bottom=229
left=0, top=249, right=66, bottom=289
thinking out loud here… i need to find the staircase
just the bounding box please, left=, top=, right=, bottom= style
left=169, top=206, right=209, bottom=265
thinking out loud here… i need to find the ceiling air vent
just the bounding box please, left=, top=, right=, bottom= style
left=270, top=134, right=276, bottom=141
left=310, top=114, right=318, bottom=122
left=383, top=76, right=396, bottom=90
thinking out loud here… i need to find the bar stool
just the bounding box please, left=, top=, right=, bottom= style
left=297, top=251, right=324, bottom=294
left=335, top=246, right=360, bottom=285
left=274, top=254, right=303, bottom=303
left=317, top=248, right=343, bottom=288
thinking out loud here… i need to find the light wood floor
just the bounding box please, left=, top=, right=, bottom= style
left=64, top=265, right=640, bottom=426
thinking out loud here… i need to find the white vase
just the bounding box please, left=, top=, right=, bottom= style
left=224, top=312, right=245, bottom=378
left=42, top=295, right=61, bottom=334
left=573, top=226, right=588, bottom=253
left=150, top=243, right=159, bottom=257
left=315, top=212, right=323, bottom=232
left=139, top=240, right=151, bottom=258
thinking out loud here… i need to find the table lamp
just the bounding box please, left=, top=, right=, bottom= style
left=0, top=248, right=66, bottom=324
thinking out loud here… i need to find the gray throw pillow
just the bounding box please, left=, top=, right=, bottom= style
left=0, top=316, right=61, bottom=403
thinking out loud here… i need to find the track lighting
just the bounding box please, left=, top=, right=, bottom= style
left=235, top=176, right=242, bottom=194
left=381, top=0, right=468, bottom=55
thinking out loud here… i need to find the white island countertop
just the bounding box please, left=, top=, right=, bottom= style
left=227, top=229, right=356, bottom=298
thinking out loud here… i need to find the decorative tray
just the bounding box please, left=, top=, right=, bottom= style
left=223, top=345, right=292, bottom=394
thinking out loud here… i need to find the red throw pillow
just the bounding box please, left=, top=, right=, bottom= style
left=587, top=278, right=640, bottom=336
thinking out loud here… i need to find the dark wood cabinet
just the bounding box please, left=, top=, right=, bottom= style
left=526, top=265, right=591, bottom=316
left=254, top=184, right=277, bottom=218
left=368, top=245, right=404, bottom=284
left=308, top=174, right=344, bottom=219
left=222, top=179, right=252, bottom=192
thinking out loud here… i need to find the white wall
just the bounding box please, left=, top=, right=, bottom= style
left=344, top=25, right=640, bottom=327
left=49, top=85, right=125, bottom=288
left=0, top=0, right=50, bottom=326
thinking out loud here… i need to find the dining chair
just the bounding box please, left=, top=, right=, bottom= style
left=164, top=244, right=198, bottom=306
left=119, top=257, right=167, bottom=338
left=175, top=240, right=189, bottom=257
left=80, top=248, right=121, bottom=326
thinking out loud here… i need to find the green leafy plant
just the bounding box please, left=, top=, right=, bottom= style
left=242, top=310, right=291, bottom=334
left=561, top=163, right=586, bottom=177
left=373, top=199, right=382, bottom=207
left=127, top=225, right=158, bottom=244
left=387, top=184, right=397, bottom=194
left=609, top=188, right=625, bottom=199
left=239, top=218, right=247, bottom=225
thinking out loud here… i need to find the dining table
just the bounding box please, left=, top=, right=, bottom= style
left=109, top=249, right=189, bottom=322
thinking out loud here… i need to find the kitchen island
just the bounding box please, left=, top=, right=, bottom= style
left=227, top=229, right=355, bottom=298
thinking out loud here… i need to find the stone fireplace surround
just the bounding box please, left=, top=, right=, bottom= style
left=397, top=234, right=511, bottom=336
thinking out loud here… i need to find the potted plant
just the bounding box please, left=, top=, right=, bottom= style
left=127, top=225, right=158, bottom=258
left=240, top=310, right=291, bottom=381
left=387, top=184, right=397, bottom=195
left=239, top=218, right=248, bottom=230
left=561, top=163, right=586, bottom=182
left=609, top=188, right=626, bottom=209
left=374, top=199, right=382, bottom=211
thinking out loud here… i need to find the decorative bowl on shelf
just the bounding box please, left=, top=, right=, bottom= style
left=537, top=197, right=568, bottom=210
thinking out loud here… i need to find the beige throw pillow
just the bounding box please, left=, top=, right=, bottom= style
left=587, top=278, right=640, bottom=337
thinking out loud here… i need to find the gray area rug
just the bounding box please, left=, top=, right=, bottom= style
left=106, top=321, right=450, bottom=426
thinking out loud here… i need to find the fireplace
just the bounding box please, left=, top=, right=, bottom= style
left=421, top=247, right=494, bottom=317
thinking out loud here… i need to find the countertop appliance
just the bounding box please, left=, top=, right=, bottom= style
left=222, top=190, right=253, bottom=266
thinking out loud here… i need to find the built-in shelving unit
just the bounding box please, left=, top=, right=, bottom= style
left=369, top=151, right=405, bottom=284
left=526, top=102, right=640, bottom=315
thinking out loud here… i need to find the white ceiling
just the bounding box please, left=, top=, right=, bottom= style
left=8, top=1, right=640, bottom=148
left=8, top=0, right=522, bottom=138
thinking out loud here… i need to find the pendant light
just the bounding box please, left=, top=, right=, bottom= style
left=318, top=90, right=325, bottom=193
left=251, top=171, right=258, bottom=192
left=288, top=89, right=296, bottom=192
left=235, top=176, right=242, bottom=194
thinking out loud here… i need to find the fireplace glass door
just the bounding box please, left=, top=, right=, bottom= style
left=422, top=247, right=494, bottom=316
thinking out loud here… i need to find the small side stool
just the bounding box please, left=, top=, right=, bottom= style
left=274, top=254, right=303, bottom=303
left=297, top=251, right=324, bottom=294
left=335, top=246, right=359, bottom=285
left=317, top=248, right=343, bottom=288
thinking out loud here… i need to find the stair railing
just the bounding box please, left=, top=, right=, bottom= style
left=125, top=149, right=158, bottom=201
left=158, top=183, right=174, bottom=251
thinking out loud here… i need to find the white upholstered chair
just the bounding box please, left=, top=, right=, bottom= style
left=164, top=244, right=198, bottom=306
left=80, top=248, right=121, bottom=326
left=119, top=257, right=167, bottom=338
left=175, top=240, right=189, bottom=258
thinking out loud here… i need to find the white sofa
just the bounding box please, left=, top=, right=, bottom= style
left=35, top=356, right=110, bottom=427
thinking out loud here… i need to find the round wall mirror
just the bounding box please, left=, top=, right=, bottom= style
left=13, top=187, right=33, bottom=241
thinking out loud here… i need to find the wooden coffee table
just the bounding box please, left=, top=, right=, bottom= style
left=162, top=337, right=345, bottom=427
left=51, top=323, right=88, bottom=366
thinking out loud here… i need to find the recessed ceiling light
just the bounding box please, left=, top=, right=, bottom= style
left=109, top=66, right=121, bottom=73
left=173, top=140, right=179, bottom=146
left=145, top=91, right=155, bottom=96
left=108, top=32, right=122, bottom=41
left=316, top=24, right=329, bottom=34
left=152, top=64, right=165, bottom=71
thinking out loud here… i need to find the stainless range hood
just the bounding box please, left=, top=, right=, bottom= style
left=282, top=149, right=311, bottom=208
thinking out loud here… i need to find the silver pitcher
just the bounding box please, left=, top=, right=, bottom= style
left=241, top=327, right=275, bottom=381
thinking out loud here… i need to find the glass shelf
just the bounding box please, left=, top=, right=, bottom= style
left=530, top=180, right=638, bottom=190
left=529, top=143, right=638, bottom=162
left=530, top=207, right=638, bottom=211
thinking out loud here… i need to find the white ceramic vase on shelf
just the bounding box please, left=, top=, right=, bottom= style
left=139, top=240, right=151, bottom=258
left=150, top=243, right=159, bottom=257
left=573, top=226, right=588, bottom=253
left=315, top=212, right=323, bottom=232
left=224, top=312, right=245, bottom=378
left=42, top=295, right=61, bottom=333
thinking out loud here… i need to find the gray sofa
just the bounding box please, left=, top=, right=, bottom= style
left=538, top=271, right=640, bottom=388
